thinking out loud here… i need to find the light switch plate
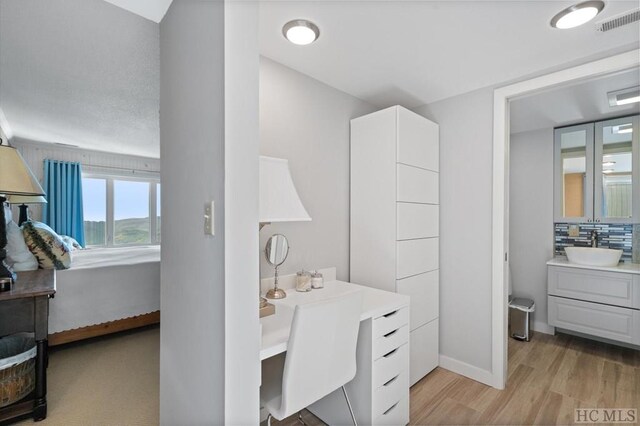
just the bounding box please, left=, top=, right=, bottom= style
left=568, top=225, right=580, bottom=238
left=204, top=201, right=215, bottom=236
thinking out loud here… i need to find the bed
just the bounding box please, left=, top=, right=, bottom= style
left=47, top=245, right=160, bottom=346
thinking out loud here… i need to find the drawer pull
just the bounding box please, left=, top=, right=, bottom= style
left=384, top=329, right=398, bottom=338
left=383, top=401, right=399, bottom=416
left=383, top=348, right=398, bottom=358
left=383, top=375, right=399, bottom=387
left=383, top=310, right=398, bottom=318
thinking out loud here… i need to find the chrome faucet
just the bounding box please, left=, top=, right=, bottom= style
left=590, top=230, right=598, bottom=248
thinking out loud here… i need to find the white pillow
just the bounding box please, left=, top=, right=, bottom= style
left=6, top=221, right=38, bottom=271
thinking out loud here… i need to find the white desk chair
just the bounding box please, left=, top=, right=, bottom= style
left=261, top=291, right=363, bottom=426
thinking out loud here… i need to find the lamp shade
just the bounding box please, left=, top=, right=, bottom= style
left=0, top=146, right=45, bottom=196
left=259, top=156, right=311, bottom=223
left=6, top=195, right=47, bottom=204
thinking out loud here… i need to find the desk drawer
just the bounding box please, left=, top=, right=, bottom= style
left=374, top=395, right=409, bottom=426
left=373, top=396, right=409, bottom=426
left=374, top=324, right=409, bottom=360
left=373, top=306, right=409, bottom=339
left=374, top=369, right=409, bottom=417
left=373, top=343, right=408, bottom=389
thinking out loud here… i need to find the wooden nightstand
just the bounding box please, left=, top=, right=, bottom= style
left=0, top=269, right=56, bottom=423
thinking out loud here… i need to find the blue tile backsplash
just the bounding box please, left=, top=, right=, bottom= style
left=554, top=223, right=635, bottom=262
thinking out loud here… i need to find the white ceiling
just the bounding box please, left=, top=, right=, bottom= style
left=510, top=68, right=640, bottom=134
left=0, top=0, right=160, bottom=157
left=102, top=0, right=172, bottom=23
left=259, top=1, right=640, bottom=108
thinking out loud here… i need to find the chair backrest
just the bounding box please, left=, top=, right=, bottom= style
left=280, top=291, right=363, bottom=416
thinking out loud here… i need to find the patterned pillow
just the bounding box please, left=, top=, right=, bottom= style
left=22, top=221, right=71, bottom=270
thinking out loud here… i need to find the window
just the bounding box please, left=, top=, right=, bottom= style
left=82, top=178, right=107, bottom=246
left=82, top=174, right=160, bottom=247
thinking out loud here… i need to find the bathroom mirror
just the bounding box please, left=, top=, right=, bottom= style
left=595, top=116, right=637, bottom=222
left=265, top=234, right=289, bottom=267
left=264, top=234, right=289, bottom=299
left=554, top=123, right=594, bottom=223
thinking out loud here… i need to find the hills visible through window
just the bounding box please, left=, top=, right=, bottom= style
left=82, top=175, right=160, bottom=247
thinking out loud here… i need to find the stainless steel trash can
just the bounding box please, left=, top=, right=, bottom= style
left=509, top=298, right=535, bottom=341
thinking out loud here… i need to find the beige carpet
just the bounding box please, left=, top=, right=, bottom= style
left=17, top=326, right=159, bottom=426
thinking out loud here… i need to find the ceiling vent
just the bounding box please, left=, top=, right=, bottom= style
left=596, top=8, right=640, bottom=32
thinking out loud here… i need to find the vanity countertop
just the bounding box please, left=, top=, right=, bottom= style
left=547, top=257, right=640, bottom=275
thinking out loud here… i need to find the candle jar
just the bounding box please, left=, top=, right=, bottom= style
left=311, top=270, right=324, bottom=289
left=296, top=270, right=312, bottom=292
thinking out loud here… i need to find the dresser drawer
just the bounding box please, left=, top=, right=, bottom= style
left=409, top=319, right=439, bottom=386
left=374, top=395, right=409, bottom=426
left=397, top=271, right=439, bottom=331
left=374, top=369, right=409, bottom=418
left=374, top=325, right=409, bottom=360
left=373, top=343, right=408, bottom=389
left=397, top=239, right=438, bottom=279
left=397, top=164, right=438, bottom=204
left=548, top=296, right=640, bottom=345
left=397, top=203, right=439, bottom=240
left=373, top=306, right=409, bottom=339
left=397, top=106, right=439, bottom=172
left=548, top=266, right=639, bottom=308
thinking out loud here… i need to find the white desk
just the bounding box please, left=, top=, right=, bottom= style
left=260, top=280, right=411, bottom=425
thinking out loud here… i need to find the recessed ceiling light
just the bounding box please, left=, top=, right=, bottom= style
left=550, top=1, right=605, bottom=29
left=608, top=86, right=640, bottom=107
left=283, top=19, right=320, bottom=45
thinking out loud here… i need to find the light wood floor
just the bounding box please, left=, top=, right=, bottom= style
left=268, top=332, right=640, bottom=426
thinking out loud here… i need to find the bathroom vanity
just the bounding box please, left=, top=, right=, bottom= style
left=547, top=258, right=640, bottom=345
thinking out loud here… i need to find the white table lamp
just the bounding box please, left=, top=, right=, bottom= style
left=259, top=156, right=311, bottom=302
left=0, top=145, right=46, bottom=289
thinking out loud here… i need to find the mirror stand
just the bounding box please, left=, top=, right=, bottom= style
left=265, top=264, right=286, bottom=299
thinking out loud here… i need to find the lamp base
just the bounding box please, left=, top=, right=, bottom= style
left=0, top=256, right=15, bottom=292
left=265, top=288, right=287, bottom=299
left=0, top=277, right=11, bottom=292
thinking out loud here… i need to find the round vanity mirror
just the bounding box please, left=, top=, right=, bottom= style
left=265, top=234, right=289, bottom=267
left=264, top=234, right=289, bottom=300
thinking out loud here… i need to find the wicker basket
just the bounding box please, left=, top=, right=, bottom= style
left=0, top=333, right=36, bottom=408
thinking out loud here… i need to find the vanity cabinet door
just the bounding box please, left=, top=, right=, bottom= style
left=594, top=115, right=640, bottom=224
left=554, top=123, right=594, bottom=223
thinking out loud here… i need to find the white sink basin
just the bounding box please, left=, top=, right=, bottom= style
left=564, top=247, right=623, bottom=267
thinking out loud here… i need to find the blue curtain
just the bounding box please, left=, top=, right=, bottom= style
left=42, top=160, right=85, bottom=247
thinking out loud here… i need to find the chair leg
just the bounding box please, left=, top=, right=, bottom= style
left=297, top=411, right=307, bottom=425
left=341, top=386, right=358, bottom=426
left=267, top=413, right=273, bottom=426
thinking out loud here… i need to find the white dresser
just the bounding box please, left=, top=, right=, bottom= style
left=350, top=105, right=440, bottom=386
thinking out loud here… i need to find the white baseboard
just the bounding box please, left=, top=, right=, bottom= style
left=532, top=321, right=555, bottom=335
left=438, top=355, right=494, bottom=387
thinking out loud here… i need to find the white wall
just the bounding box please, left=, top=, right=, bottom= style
left=259, top=57, right=376, bottom=280
left=223, top=1, right=260, bottom=423
left=159, top=1, right=225, bottom=423
left=509, top=128, right=555, bottom=333
left=413, top=87, right=494, bottom=373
